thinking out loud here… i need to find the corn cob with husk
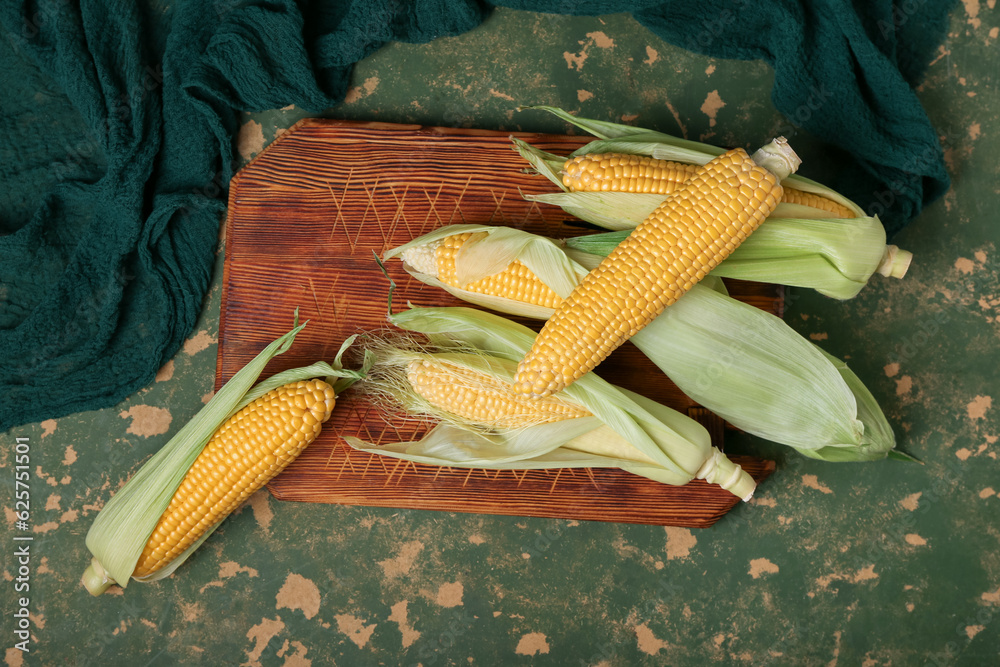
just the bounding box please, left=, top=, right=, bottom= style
left=511, top=106, right=912, bottom=295
left=561, top=152, right=857, bottom=218
left=82, top=321, right=371, bottom=596
left=399, top=207, right=899, bottom=304
left=562, top=218, right=907, bottom=301
left=348, top=303, right=758, bottom=500
left=514, top=138, right=801, bottom=398
left=386, top=224, right=904, bottom=462
left=514, top=105, right=865, bottom=224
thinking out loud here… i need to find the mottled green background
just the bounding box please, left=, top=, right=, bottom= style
left=4, top=6, right=999, bottom=666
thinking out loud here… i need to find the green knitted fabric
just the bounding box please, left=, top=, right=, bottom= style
left=0, top=0, right=955, bottom=431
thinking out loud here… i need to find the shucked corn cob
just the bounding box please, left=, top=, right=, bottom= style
left=132, top=380, right=336, bottom=578
left=514, top=139, right=801, bottom=398
left=83, top=324, right=367, bottom=596
left=562, top=153, right=856, bottom=219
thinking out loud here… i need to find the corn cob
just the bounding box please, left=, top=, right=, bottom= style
left=130, top=380, right=336, bottom=577
left=514, top=139, right=801, bottom=398
left=512, top=106, right=868, bottom=233
left=83, top=325, right=367, bottom=596
left=406, top=357, right=589, bottom=429
left=390, top=213, right=908, bottom=303
left=354, top=310, right=758, bottom=500
left=403, top=232, right=563, bottom=309
left=562, top=153, right=856, bottom=218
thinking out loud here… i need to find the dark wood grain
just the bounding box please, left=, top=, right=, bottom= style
left=218, top=119, right=778, bottom=527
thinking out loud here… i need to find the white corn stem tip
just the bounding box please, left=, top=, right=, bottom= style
left=82, top=557, right=115, bottom=596
left=751, top=137, right=802, bottom=181
left=877, top=245, right=912, bottom=278
left=695, top=449, right=755, bottom=502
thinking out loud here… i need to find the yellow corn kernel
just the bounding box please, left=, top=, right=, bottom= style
left=427, top=233, right=564, bottom=309
left=407, top=357, right=591, bottom=429
left=516, top=143, right=797, bottom=398
left=777, top=188, right=855, bottom=217
left=132, top=380, right=337, bottom=577
left=562, top=153, right=698, bottom=193
left=562, top=152, right=854, bottom=218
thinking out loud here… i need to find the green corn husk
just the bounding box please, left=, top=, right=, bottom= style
left=511, top=106, right=912, bottom=300
left=561, top=217, right=908, bottom=301
left=348, top=304, right=757, bottom=501
left=385, top=225, right=902, bottom=462
left=82, top=319, right=371, bottom=595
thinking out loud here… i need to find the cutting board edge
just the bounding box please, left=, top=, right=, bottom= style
left=262, top=456, right=777, bottom=528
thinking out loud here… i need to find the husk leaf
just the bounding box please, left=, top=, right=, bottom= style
left=523, top=191, right=663, bottom=230
left=628, top=285, right=870, bottom=453
left=563, top=215, right=890, bottom=300
left=520, top=104, right=722, bottom=155
left=804, top=347, right=899, bottom=461
left=510, top=136, right=567, bottom=189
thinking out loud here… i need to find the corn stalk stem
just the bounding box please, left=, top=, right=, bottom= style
left=751, top=137, right=801, bottom=181
left=696, top=449, right=756, bottom=501
left=877, top=245, right=913, bottom=278
left=82, top=557, right=115, bottom=596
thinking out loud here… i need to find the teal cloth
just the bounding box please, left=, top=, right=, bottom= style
left=0, top=1, right=955, bottom=431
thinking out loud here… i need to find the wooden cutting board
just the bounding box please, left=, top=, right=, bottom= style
left=217, top=119, right=777, bottom=527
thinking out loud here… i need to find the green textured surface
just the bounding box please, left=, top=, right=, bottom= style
left=3, top=7, right=998, bottom=666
